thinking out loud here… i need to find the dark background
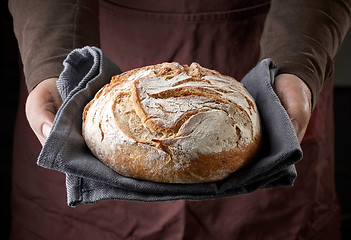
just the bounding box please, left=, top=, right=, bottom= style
left=1, top=1, right=20, bottom=239
left=1, top=1, right=350, bottom=239
left=334, top=28, right=351, bottom=240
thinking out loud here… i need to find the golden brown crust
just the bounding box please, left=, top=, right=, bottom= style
left=84, top=134, right=261, bottom=183
left=82, top=62, right=261, bottom=183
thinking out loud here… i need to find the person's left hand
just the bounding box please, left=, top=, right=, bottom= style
left=273, top=74, right=312, bottom=143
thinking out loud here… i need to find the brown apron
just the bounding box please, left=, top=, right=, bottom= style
left=10, top=0, right=341, bottom=239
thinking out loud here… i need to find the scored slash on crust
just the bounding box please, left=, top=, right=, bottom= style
left=82, top=62, right=261, bottom=183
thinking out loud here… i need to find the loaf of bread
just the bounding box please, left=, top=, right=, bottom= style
left=82, top=62, right=261, bottom=183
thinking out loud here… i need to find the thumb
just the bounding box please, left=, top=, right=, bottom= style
left=25, top=78, right=61, bottom=146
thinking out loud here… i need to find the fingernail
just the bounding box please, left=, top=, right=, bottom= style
left=42, top=123, right=52, bottom=138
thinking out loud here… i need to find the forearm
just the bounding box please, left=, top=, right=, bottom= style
left=9, top=0, right=100, bottom=92
left=260, top=0, right=351, bottom=108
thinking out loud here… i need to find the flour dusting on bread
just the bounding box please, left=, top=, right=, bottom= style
left=82, top=62, right=261, bottom=183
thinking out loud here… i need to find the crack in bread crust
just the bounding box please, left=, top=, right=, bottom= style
left=82, top=62, right=261, bottom=183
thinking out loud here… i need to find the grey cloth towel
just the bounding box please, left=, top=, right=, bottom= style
left=37, top=46, right=303, bottom=207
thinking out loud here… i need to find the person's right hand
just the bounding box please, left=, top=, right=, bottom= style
left=25, top=78, right=62, bottom=146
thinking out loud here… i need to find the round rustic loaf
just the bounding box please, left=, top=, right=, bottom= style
left=82, top=62, right=261, bottom=183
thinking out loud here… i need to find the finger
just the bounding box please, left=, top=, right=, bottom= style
left=274, top=74, right=312, bottom=143
left=25, top=78, right=61, bottom=145
left=287, top=105, right=310, bottom=143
